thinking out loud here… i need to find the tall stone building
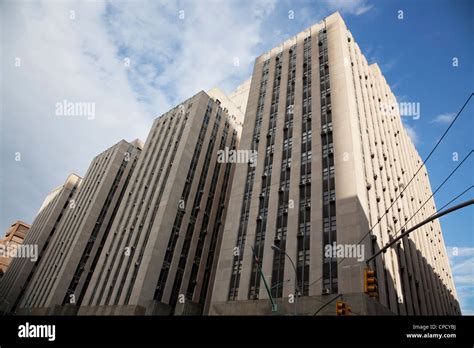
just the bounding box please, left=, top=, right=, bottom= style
left=0, top=221, right=31, bottom=276
left=227, top=78, right=252, bottom=115
left=210, top=12, right=459, bottom=316
left=77, top=88, right=244, bottom=315
left=16, top=140, right=142, bottom=315
left=0, top=174, right=81, bottom=314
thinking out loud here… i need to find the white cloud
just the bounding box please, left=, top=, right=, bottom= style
left=1, top=1, right=153, bottom=229
left=104, top=0, right=276, bottom=106
left=431, top=112, right=456, bottom=124
left=354, top=4, right=374, bottom=16
left=402, top=122, right=420, bottom=145
left=447, top=246, right=474, bottom=315
left=395, top=94, right=409, bottom=102
left=323, top=0, right=374, bottom=16
left=381, top=58, right=397, bottom=73
left=0, top=0, right=278, bottom=229
left=448, top=246, right=474, bottom=258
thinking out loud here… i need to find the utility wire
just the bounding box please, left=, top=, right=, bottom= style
left=318, top=149, right=471, bottom=285
left=353, top=94, right=473, bottom=260
left=437, top=185, right=474, bottom=211
left=306, top=94, right=473, bottom=290
left=391, top=150, right=472, bottom=241
left=367, top=199, right=474, bottom=263
left=311, top=155, right=473, bottom=315
left=366, top=154, right=473, bottom=263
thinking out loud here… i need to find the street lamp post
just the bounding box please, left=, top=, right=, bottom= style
left=271, top=244, right=298, bottom=315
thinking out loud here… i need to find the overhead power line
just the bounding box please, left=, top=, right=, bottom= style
left=306, top=93, right=473, bottom=291
left=366, top=199, right=474, bottom=264
left=354, top=94, right=473, bottom=259
left=436, top=185, right=474, bottom=212
left=389, top=150, right=473, bottom=242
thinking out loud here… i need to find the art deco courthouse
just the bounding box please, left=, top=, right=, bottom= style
left=0, top=174, right=81, bottom=314
left=210, top=12, right=459, bottom=315
left=77, top=89, right=243, bottom=315
left=16, top=140, right=142, bottom=315
left=0, top=12, right=459, bottom=317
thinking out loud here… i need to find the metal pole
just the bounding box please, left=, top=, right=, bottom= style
left=272, top=245, right=298, bottom=315
left=250, top=246, right=277, bottom=312
left=366, top=199, right=474, bottom=264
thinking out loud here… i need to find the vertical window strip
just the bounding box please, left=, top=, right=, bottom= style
left=199, top=130, right=237, bottom=305
left=186, top=118, right=229, bottom=300
left=123, top=111, right=188, bottom=304
left=228, top=59, right=270, bottom=300
left=271, top=45, right=297, bottom=298
left=248, top=53, right=282, bottom=300
left=105, top=114, right=179, bottom=305
left=319, top=28, right=338, bottom=294
left=297, top=35, right=313, bottom=296
left=154, top=102, right=213, bottom=302
left=168, top=108, right=221, bottom=307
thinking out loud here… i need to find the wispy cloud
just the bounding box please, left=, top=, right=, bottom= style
left=365, top=45, right=398, bottom=73
left=395, top=94, right=409, bottom=102
left=402, top=122, right=420, bottom=145
left=447, top=246, right=474, bottom=315
left=1, top=1, right=153, bottom=229
left=355, top=4, right=374, bottom=15
left=390, top=82, right=401, bottom=91
left=104, top=0, right=277, bottom=110
left=431, top=112, right=456, bottom=124
left=381, top=58, right=397, bottom=73
left=323, top=0, right=374, bottom=16
left=0, top=0, right=277, bottom=229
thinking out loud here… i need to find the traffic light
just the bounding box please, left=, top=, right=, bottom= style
left=335, top=300, right=351, bottom=316
left=364, top=267, right=378, bottom=298
left=336, top=300, right=345, bottom=315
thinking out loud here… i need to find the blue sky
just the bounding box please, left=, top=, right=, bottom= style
left=1, top=0, right=472, bottom=313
